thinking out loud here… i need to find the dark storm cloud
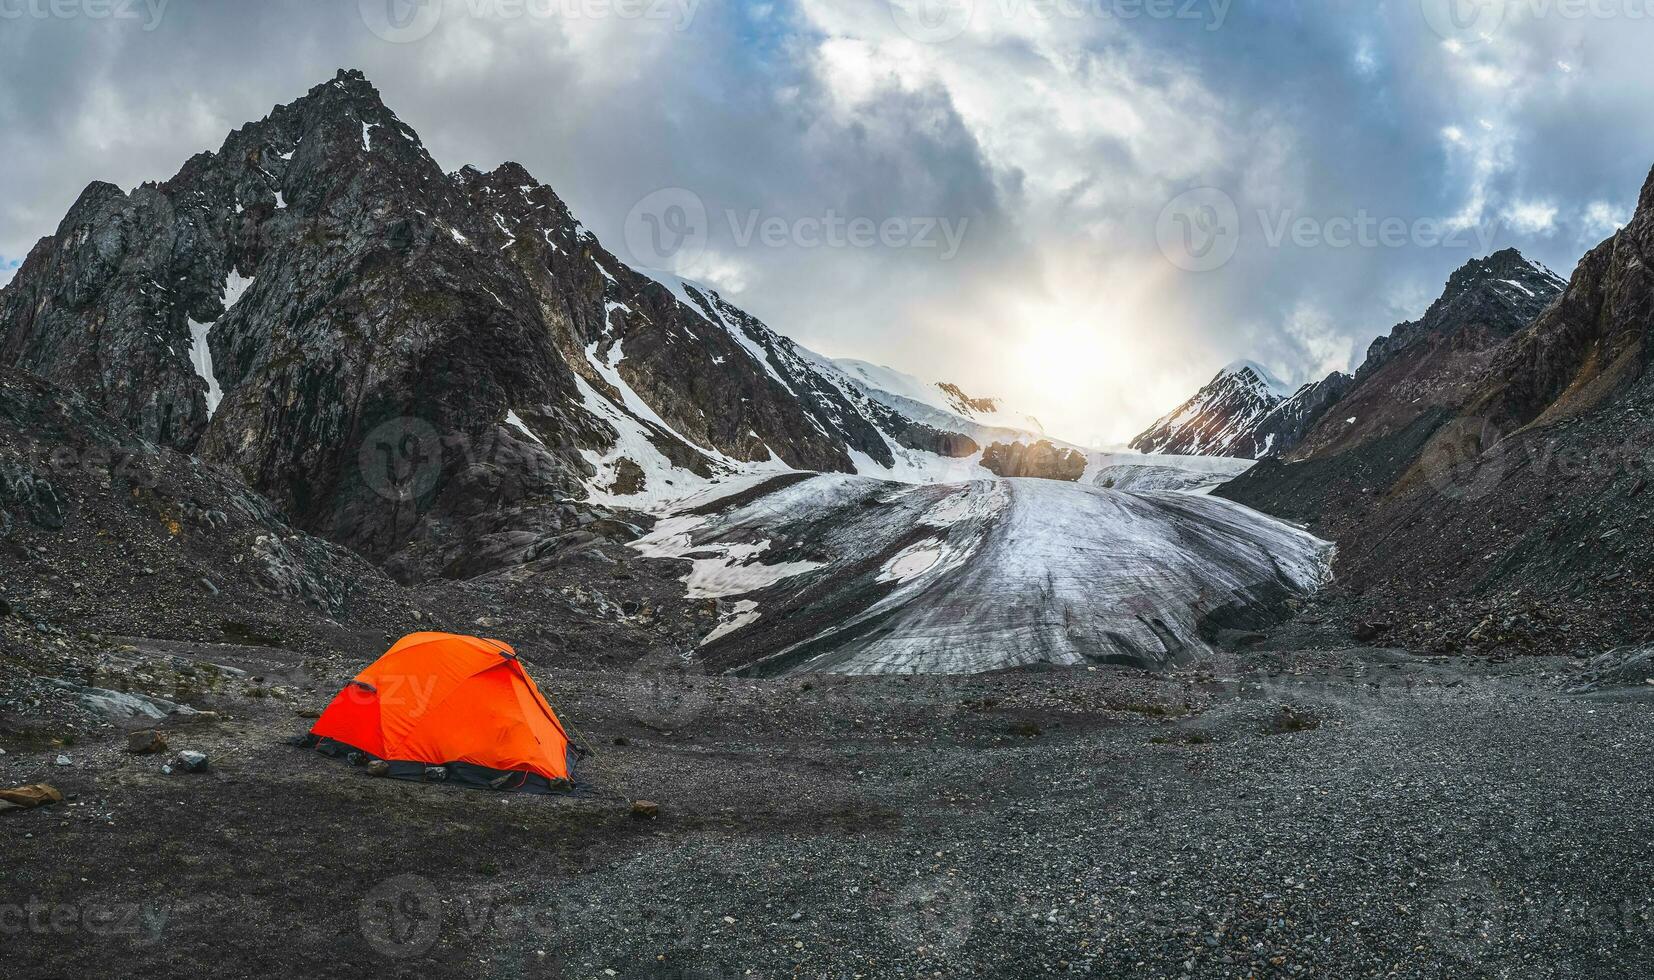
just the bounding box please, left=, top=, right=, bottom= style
left=1, top=0, right=1650, bottom=441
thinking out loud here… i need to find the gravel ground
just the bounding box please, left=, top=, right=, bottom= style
left=4, top=643, right=1651, bottom=979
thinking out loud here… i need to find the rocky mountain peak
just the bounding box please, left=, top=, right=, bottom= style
left=1129, top=360, right=1295, bottom=459
left=1357, top=248, right=1564, bottom=381
left=1438, top=248, right=1565, bottom=308
left=5, top=70, right=1078, bottom=574
left=935, top=382, right=998, bottom=416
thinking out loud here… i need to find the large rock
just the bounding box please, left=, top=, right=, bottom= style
left=980, top=440, right=1087, bottom=481
left=0, top=783, right=64, bottom=810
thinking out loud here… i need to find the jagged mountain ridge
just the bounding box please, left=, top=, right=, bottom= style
left=1220, top=200, right=1653, bottom=650
left=1287, top=248, right=1566, bottom=462
left=0, top=70, right=1063, bottom=573
left=1129, top=361, right=1299, bottom=459
left=1132, top=251, right=1566, bottom=463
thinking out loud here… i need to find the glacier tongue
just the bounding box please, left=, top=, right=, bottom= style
left=633, top=474, right=1332, bottom=676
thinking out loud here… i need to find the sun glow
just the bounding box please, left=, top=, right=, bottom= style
left=983, top=255, right=1190, bottom=447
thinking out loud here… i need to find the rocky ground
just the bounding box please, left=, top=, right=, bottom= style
left=4, top=623, right=1652, bottom=979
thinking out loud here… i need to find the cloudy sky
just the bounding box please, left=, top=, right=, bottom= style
left=2, top=0, right=1651, bottom=444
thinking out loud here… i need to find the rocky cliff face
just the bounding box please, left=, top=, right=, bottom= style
left=1221, top=218, right=1652, bottom=650
left=980, top=440, right=1088, bottom=481
left=1221, top=249, right=1568, bottom=520
left=0, top=71, right=1042, bottom=574
left=1286, top=249, right=1566, bottom=462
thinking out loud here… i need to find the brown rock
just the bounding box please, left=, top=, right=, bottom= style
left=0, top=783, right=65, bottom=810
left=126, top=729, right=169, bottom=754
left=631, top=800, right=660, bottom=820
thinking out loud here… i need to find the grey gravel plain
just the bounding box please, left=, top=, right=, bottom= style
left=4, top=642, right=1650, bottom=979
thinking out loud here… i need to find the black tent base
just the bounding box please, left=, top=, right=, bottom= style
left=300, top=736, right=575, bottom=795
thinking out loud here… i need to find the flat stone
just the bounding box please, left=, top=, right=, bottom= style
left=0, top=783, right=65, bottom=810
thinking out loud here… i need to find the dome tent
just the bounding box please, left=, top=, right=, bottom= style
left=304, top=632, right=577, bottom=792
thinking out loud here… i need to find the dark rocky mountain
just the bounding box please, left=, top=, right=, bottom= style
left=1129, top=361, right=1298, bottom=459
left=1244, top=370, right=1355, bottom=456
left=1286, top=248, right=1566, bottom=463
left=1131, top=252, right=1565, bottom=466
left=0, top=71, right=1061, bottom=577
left=1221, top=212, right=1652, bottom=651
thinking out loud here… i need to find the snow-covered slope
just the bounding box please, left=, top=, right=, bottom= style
left=570, top=277, right=1089, bottom=502
left=633, top=473, right=1331, bottom=675
left=827, top=357, right=1046, bottom=436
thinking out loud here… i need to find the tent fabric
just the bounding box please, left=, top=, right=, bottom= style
left=306, top=632, right=576, bottom=789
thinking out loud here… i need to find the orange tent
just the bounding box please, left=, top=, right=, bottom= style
left=304, top=633, right=576, bottom=792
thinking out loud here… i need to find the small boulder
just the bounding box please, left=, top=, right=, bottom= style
left=175, top=750, right=209, bottom=773
left=631, top=800, right=660, bottom=820
left=0, top=783, right=64, bottom=810
left=423, top=766, right=447, bottom=782
left=53, top=754, right=73, bottom=767
left=366, top=760, right=391, bottom=778
left=126, top=730, right=168, bottom=755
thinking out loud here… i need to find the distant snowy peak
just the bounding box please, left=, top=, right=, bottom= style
left=1220, top=360, right=1294, bottom=398
left=1129, top=361, right=1299, bottom=460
